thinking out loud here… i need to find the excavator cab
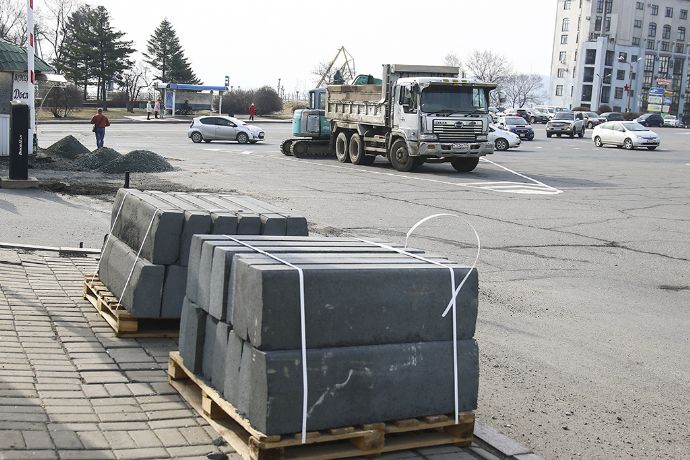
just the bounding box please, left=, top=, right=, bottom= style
left=291, top=88, right=330, bottom=139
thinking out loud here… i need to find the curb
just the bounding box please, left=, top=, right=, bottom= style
left=0, top=241, right=100, bottom=256
left=473, top=422, right=543, bottom=460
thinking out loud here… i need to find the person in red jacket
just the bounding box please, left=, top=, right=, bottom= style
left=90, top=108, right=111, bottom=148
left=248, top=102, right=257, bottom=121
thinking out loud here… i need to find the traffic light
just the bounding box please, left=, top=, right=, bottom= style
left=224, top=75, right=229, bottom=87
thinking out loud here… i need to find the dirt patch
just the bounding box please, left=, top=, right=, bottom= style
left=45, top=135, right=90, bottom=160
left=73, top=147, right=123, bottom=171
left=99, top=150, right=174, bottom=173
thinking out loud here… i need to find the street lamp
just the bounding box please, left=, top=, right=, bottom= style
left=597, top=72, right=612, bottom=110
left=619, top=55, right=639, bottom=112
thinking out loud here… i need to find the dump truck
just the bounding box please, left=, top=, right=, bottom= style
left=283, top=64, right=497, bottom=172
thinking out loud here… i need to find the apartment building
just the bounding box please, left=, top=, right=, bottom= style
left=549, top=0, right=690, bottom=116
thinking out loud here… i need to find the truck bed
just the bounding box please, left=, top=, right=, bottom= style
left=326, top=84, right=387, bottom=126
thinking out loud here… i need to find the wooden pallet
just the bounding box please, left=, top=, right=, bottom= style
left=83, top=274, right=179, bottom=338
left=168, top=351, right=475, bottom=460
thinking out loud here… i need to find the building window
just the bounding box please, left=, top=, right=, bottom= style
left=619, top=52, right=628, bottom=62
left=679, top=27, right=686, bottom=41
left=649, top=23, right=657, bottom=37
left=582, top=85, right=592, bottom=101
left=633, top=37, right=640, bottom=45
left=561, top=34, right=568, bottom=44
left=658, top=55, right=669, bottom=75
left=556, top=85, right=564, bottom=96
left=676, top=42, right=685, bottom=53
left=559, top=51, right=567, bottom=63
left=557, top=68, right=567, bottom=78
left=666, top=7, right=673, bottom=18
left=564, top=0, right=571, bottom=9
left=647, top=39, right=656, bottom=49
left=604, top=17, right=611, bottom=32
left=585, top=49, right=597, bottom=65
left=562, top=18, right=570, bottom=31
left=661, top=41, right=670, bottom=51
left=631, top=72, right=636, bottom=81
left=651, top=4, right=658, bottom=16
left=596, top=0, right=604, bottom=13
left=605, top=0, right=612, bottom=14
left=595, top=16, right=602, bottom=31
left=681, top=9, right=688, bottom=20
left=583, top=67, right=595, bottom=82
left=600, top=86, right=610, bottom=103
left=605, top=50, right=614, bottom=66
left=644, top=54, right=655, bottom=71
left=614, top=87, right=624, bottom=99
left=634, top=19, right=642, bottom=28
left=663, top=25, right=671, bottom=39
left=636, top=1, right=644, bottom=9
left=617, top=69, right=626, bottom=80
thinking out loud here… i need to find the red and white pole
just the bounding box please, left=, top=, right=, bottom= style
left=27, top=0, right=35, bottom=155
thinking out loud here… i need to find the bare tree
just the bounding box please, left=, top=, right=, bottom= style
left=465, top=50, right=512, bottom=84
left=502, top=74, right=545, bottom=108
left=0, top=0, right=26, bottom=45
left=38, top=0, right=81, bottom=64
left=443, top=53, right=465, bottom=77
left=118, top=62, right=154, bottom=112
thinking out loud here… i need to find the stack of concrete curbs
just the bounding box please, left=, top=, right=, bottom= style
left=180, top=235, right=480, bottom=435
left=98, top=189, right=309, bottom=319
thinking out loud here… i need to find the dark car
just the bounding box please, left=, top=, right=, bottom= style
left=575, top=111, right=606, bottom=128
left=635, top=112, right=664, bottom=127
left=526, top=108, right=550, bottom=124
left=599, top=112, right=625, bottom=121
left=498, top=116, right=535, bottom=140
left=505, top=108, right=531, bottom=122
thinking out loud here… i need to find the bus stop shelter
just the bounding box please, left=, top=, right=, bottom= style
left=158, top=83, right=227, bottom=116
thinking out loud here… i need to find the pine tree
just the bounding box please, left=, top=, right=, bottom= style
left=57, top=5, right=134, bottom=103
left=144, top=19, right=201, bottom=84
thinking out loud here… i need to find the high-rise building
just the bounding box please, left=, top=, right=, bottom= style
left=550, top=0, right=690, bottom=116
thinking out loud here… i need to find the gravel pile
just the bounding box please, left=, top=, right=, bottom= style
left=99, top=150, right=174, bottom=174
left=45, top=135, right=90, bottom=159
left=73, top=147, right=123, bottom=171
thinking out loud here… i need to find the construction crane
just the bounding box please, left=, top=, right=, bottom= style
left=316, top=46, right=356, bottom=88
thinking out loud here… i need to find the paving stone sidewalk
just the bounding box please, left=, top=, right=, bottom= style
left=0, top=248, right=537, bottom=460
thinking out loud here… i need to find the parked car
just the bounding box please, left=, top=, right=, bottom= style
left=535, top=106, right=555, bottom=120
left=527, top=108, right=550, bottom=124
left=662, top=114, right=683, bottom=127
left=599, top=112, right=625, bottom=122
left=504, top=108, right=530, bottom=122
left=498, top=116, right=535, bottom=140
left=188, top=116, right=265, bottom=144
left=635, top=113, right=664, bottom=127
left=575, top=111, right=606, bottom=128
left=545, top=112, right=586, bottom=138
left=488, top=125, right=521, bottom=151
left=591, top=121, right=660, bottom=150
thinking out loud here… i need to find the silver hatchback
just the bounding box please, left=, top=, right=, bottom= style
left=188, top=116, right=265, bottom=144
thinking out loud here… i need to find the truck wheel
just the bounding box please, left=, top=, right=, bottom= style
left=280, top=139, right=293, bottom=156
left=389, top=139, right=419, bottom=172
left=335, top=132, right=350, bottom=163
left=450, top=157, right=479, bottom=172
left=348, top=133, right=369, bottom=165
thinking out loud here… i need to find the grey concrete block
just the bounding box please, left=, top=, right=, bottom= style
left=99, top=235, right=164, bottom=317
left=111, top=190, right=184, bottom=265
left=210, top=322, right=230, bottom=392
left=236, top=212, right=262, bottom=234
left=178, top=298, right=206, bottom=374
left=201, top=316, right=218, bottom=383
left=232, top=259, right=478, bottom=350
left=259, top=213, right=287, bottom=236
left=240, top=339, right=479, bottom=435
left=226, top=195, right=308, bottom=236
left=210, top=212, right=238, bottom=235
left=161, top=265, right=188, bottom=318
left=222, top=331, right=244, bottom=407
left=179, top=211, right=213, bottom=266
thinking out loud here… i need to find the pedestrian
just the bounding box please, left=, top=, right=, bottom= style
left=146, top=100, right=152, bottom=120
left=90, top=108, right=110, bottom=149
left=248, top=102, right=256, bottom=121
left=154, top=99, right=161, bottom=119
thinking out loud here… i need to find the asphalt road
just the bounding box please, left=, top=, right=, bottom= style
left=30, top=121, right=690, bottom=459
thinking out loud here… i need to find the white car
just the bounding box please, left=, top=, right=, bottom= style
left=663, top=115, right=683, bottom=128
left=591, top=121, right=660, bottom=150
left=489, top=124, right=521, bottom=151
left=188, top=116, right=265, bottom=144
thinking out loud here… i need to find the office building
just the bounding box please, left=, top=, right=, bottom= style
left=549, top=0, right=690, bottom=116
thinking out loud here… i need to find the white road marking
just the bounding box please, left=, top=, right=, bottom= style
left=203, top=148, right=222, bottom=152
left=267, top=154, right=563, bottom=195
left=240, top=151, right=253, bottom=155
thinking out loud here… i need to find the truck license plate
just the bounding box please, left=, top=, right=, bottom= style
left=451, top=143, right=467, bottom=150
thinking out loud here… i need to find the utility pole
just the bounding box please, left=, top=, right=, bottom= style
left=277, top=78, right=281, bottom=95
left=26, top=0, right=35, bottom=155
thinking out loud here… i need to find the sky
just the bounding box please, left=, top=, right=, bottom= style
left=80, top=0, right=558, bottom=95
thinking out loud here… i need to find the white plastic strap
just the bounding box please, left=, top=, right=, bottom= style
left=223, top=236, right=309, bottom=444
left=117, top=210, right=158, bottom=308
left=92, top=190, right=130, bottom=283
